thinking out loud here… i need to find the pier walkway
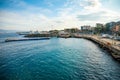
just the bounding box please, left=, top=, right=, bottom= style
left=5, top=37, right=50, bottom=42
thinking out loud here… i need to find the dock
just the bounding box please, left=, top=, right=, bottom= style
left=5, top=37, right=50, bottom=42
left=81, top=35, right=120, bottom=61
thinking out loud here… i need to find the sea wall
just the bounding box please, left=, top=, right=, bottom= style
left=82, top=36, right=120, bottom=61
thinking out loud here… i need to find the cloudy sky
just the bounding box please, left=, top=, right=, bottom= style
left=0, top=0, right=120, bottom=31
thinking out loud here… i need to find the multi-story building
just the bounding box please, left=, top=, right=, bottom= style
left=81, top=25, right=91, bottom=31
left=81, top=25, right=91, bottom=34
left=112, top=24, right=120, bottom=36
left=105, top=22, right=116, bottom=34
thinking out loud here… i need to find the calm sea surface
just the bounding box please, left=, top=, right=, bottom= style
left=0, top=33, right=120, bottom=80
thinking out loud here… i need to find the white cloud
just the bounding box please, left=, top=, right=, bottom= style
left=0, top=0, right=120, bottom=31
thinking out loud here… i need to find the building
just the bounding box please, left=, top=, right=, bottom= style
left=34, top=30, right=40, bottom=34
left=81, top=25, right=91, bottom=34
left=58, top=30, right=70, bottom=38
left=112, top=25, right=120, bottom=32
left=105, top=22, right=116, bottom=33
left=40, top=31, right=50, bottom=34
left=49, top=30, right=59, bottom=37
left=81, top=25, right=91, bottom=31
left=64, top=28, right=79, bottom=33
left=90, top=27, right=96, bottom=34
left=112, top=24, right=120, bottom=36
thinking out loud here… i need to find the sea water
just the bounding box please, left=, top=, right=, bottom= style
left=0, top=33, right=120, bottom=80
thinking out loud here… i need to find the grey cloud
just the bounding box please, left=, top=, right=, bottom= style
left=77, top=11, right=106, bottom=21
left=55, top=21, right=64, bottom=23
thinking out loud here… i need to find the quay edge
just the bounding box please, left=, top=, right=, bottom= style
left=82, top=36, right=120, bottom=61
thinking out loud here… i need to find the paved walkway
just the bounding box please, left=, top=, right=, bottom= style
left=91, top=35, right=120, bottom=50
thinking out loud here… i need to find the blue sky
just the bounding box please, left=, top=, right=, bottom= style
left=0, top=0, right=120, bottom=31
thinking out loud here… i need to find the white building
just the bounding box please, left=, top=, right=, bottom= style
left=58, top=30, right=70, bottom=37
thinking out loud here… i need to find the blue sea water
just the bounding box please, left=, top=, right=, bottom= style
left=0, top=33, right=120, bottom=80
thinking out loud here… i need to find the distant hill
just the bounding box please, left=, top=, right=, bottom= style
left=0, top=29, right=19, bottom=33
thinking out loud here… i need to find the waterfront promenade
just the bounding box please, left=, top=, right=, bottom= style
left=81, top=35, right=120, bottom=61
left=93, top=35, right=120, bottom=50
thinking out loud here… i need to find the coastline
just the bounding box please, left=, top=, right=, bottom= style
left=4, top=33, right=120, bottom=61
left=80, top=35, right=120, bottom=61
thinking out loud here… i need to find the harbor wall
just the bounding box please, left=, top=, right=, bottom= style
left=82, top=36, right=120, bottom=61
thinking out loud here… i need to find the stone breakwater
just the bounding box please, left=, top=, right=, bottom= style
left=5, top=37, right=50, bottom=42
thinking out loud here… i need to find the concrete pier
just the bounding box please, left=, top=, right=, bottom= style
left=5, top=37, right=50, bottom=42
